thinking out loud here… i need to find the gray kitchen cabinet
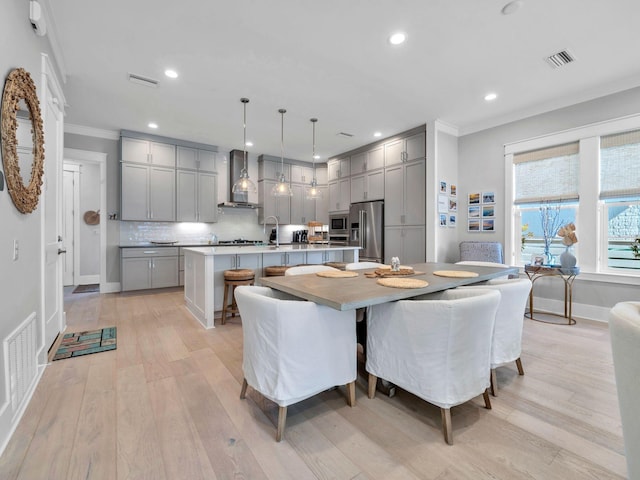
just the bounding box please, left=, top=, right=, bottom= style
left=315, top=185, right=329, bottom=226
left=262, top=251, right=306, bottom=269
left=213, top=253, right=261, bottom=311
left=384, top=225, right=425, bottom=265
left=384, top=131, right=426, bottom=167
left=259, top=180, right=291, bottom=224
left=328, top=157, right=350, bottom=181
left=122, top=137, right=176, bottom=167
left=384, top=159, right=425, bottom=226
left=177, top=170, right=218, bottom=222
left=259, top=159, right=291, bottom=181
left=121, top=247, right=179, bottom=291
left=121, top=163, right=176, bottom=221
left=351, top=146, right=384, bottom=174
left=290, top=183, right=318, bottom=225
left=290, top=164, right=314, bottom=184
left=350, top=169, right=384, bottom=203
left=305, top=249, right=343, bottom=264
left=328, top=178, right=350, bottom=212
left=315, top=166, right=328, bottom=185
left=177, top=146, right=217, bottom=172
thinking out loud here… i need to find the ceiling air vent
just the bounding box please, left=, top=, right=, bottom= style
left=337, top=132, right=354, bottom=138
left=128, top=73, right=159, bottom=87
left=545, top=50, right=575, bottom=69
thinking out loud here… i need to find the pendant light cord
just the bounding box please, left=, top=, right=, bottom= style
left=311, top=118, right=318, bottom=180
left=279, top=108, right=286, bottom=173
left=241, top=98, right=249, bottom=171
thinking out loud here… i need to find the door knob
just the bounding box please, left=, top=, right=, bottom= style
left=57, top=248, right=67, bottom=255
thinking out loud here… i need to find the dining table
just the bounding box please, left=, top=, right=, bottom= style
left=259, top=262, right=518, bottom=310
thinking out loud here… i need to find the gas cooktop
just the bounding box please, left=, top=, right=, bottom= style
left=217, top=239, right=263, bottom=245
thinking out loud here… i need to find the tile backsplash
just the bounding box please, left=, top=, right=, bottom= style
left=119, top=207, right=314, bottom=244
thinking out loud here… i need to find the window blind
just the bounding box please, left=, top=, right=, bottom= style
left=513, top=142, right=580, bottom=204
left=600, top=129, right=640, bottom=200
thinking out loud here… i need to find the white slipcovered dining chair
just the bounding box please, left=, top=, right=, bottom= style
left=366, top=288, right=501, bottom=444
left=234, top=286, right=357, bottom=442
left=344, top=262, right=385, bottom=270
left=459, top=278, right=532, bottom=395
left=284, top=265, right=338, bottom=276
left=609, top=301, right=640, bottom=480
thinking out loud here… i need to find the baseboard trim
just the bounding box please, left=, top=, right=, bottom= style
left=79, top=274, right=100, bottom=285
left=532, top=296, right=610, bottom=323
left=101, top=282, right=121, bottom=294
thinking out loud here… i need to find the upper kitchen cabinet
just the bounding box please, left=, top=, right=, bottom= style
left=328, top=178, right=350, bottom=213
left=315, top=165, right=328, bottom=185
left=259, top=158, right=291, bottom=181
left=259, top=180, right=291, bottom=224
left=290, top=183, right=318, bottom=225
left=327, top=157, right=350, bottom=181
left=290, top=164, right=314, bottom=184
left=176, top=146, right=217, bottom=172
left=121, top=137, right=176, bottom=167
left=350, top=169, right=384, bottom=203
left=177, top=170, right=218, bottom=223
left=384, top=131, right=426, bottom=167
left=121, top=163, right=176, bottom=221
left=351, top=146, right=384, bottom=174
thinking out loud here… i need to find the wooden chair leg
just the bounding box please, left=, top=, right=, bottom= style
left=441, top=408, right=453, bottom=445
left=230, top=285, right=237, bottom=317
left=368, top=374, right=377, bottom=399
left=490, top=368, right=498, bottom=397
left=221, top=283, right=229, bottom=325
left=483, top=388, right=492, bottom=409
left=240, top=378, right=248, bottom=399
left=276, top=406, right=287, bottom=442
left=516, top=357, right=524, bottom=375
left=346, top=381, right=356, bottom=407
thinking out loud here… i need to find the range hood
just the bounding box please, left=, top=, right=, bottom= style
left=218, top=149, right=259, bottom=209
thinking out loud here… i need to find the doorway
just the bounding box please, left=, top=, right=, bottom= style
left=62, top=148, right=107, bottom=294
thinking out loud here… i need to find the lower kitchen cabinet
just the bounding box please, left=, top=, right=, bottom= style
left=121, top=247, right=179, bottom=291
left=384, top=226, right=425, bottom=265
left=306, top=250, right=344, bottom=264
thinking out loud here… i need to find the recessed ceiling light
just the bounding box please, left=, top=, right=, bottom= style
left=484, top=93, right=498, bottom=101
left=245, top=141, right=253, bottom=147
left=373, top=132, right=382, bottom=137
left=148, top=122, right=158, bottom=129
left=313, top=154, right=321, bottom=160
left=501, top=0, right=524, bottom=15
left=389, top=32, right=406, bottom=45
left=164, top=69, right=178, bottom=78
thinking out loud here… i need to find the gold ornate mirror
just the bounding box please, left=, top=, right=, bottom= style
left=1, top=68, right=45, bottom=214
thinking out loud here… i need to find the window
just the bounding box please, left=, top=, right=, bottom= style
left=600, top=129, right=640, bottom=271
left=513, top=143, right=579, bottom=265
left=505, top=114, right=640, bottom=280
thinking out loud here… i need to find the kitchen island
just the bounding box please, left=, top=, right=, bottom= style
left=183, top=244, right=360, bottom=328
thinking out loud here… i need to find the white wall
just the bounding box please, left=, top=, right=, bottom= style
left=458, top=85, right=640, bottom=314
left=0, top=0, right=62, bottom=455
left=79, top=163, right=100, bottom=276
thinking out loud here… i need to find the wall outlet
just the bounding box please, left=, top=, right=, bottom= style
left=13, top=239, right=19, bottom=261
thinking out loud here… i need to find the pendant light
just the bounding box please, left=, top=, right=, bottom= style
left=271, top=108, right=293, bottom=197
left=231, top=97, right=257, bottom=195
left=306, top=117, right=322, bottom=199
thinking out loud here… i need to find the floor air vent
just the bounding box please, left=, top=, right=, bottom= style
left=545, top=50, right=575, bottom=69
left=5, top=313, right=37, bottom=414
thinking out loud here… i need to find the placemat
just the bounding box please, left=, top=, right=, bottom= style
left=316, top=270, right=359, bottom=278
left=376, top=277, right=429, bottom=289
left=432, top=270, right=479, bottom=278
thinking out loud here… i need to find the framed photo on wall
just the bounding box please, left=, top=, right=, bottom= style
left=449, top=198, right=457, bottom=211
left=468, top=205, right=480, bottom=218
left=439, top=214, right=447, bottom=226
left=468, top=218, right=480, bottom=231
left=450, top=184, right=457, bottom=196
left=482, top=205, right=495, bottom=217
left=449, top=214, right=456, bottom=227
left=469, top=192, right=480, bottom=204
left=440, top=181, right=447, bottom=193
left=482, top=192, right=495, bottom=204
left=482, top=218, right=495, bottom=231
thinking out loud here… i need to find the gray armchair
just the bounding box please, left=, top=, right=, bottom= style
left=459, top=241, right=504, bottom=263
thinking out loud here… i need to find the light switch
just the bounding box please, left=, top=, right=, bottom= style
left=13, top=239, right=19, bottom=261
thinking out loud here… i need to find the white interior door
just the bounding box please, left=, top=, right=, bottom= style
left=42, top=58, right=65, bottom=352
left=62, top=166, right=78, bottom=286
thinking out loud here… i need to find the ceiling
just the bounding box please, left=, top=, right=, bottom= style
left=47, top=0, right=640, bottom=162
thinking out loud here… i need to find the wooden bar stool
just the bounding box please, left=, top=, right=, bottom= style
left=264, top=265, right=290, bottom=277
left=221, top=269, right=255, bottom=324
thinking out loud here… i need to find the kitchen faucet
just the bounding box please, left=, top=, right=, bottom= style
left=263, top=216, right=279, bottom=249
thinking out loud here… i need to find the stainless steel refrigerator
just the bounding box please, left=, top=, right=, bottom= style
left=349, top=200, right=384, bottom=262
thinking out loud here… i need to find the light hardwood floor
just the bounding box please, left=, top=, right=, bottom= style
left=0, top=288, right=627, bottom=479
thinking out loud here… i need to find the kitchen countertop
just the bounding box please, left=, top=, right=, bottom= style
left=119, top=242, right=263, bottom=248
left=182, top=244, right=359, bottom=256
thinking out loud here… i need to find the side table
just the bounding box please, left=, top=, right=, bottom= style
left=524, top=264, right=580, bottom=325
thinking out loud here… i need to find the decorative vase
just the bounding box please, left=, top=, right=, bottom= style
left=560, top=247, right=576, bottom=269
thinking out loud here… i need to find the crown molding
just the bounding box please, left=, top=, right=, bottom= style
left=65, top=123, right=119, bottom=141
